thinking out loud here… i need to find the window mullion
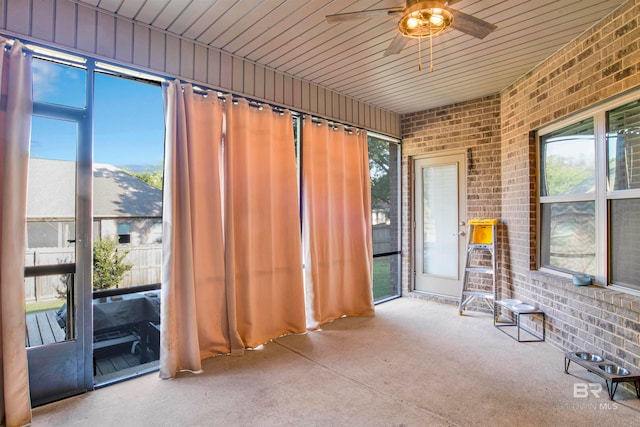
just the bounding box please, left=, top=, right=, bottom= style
left=539, top=194, right=594, bottom=204
left=594, top=110, right=608, bottom=285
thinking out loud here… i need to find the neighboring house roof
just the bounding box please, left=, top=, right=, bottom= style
left=27, top=158, right=162, bottom=219
left=566, top=176, right=595, bottom=195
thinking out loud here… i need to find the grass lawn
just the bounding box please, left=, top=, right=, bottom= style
left=26, top=299, right=64, bottom=314
left=373, top=257, right=394, bottom=300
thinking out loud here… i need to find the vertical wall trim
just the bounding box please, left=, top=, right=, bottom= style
left=264, top=67, right=274, bottom=101
left=193, top=43, right=207, bottom=83
left=310, top=84, right=317, bottom=113
left=32, top=0, right=54, bottom=41
left=6, top=0, right=32, bottom=36
left=207, top=48, right=220, bottom=87
left=284, top=75, right=293, bottom=107
left=232, top=55, right=243, bottom=93
left=0, top=0, right=6, bottom=30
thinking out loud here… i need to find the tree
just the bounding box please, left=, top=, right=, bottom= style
left=368, top=137, right=391, bottom=210
left=124, top=166, right=163, bottom=190
left=93, top=237, right=133, bottom=291
left=543, top=155, right=593, bottom=195
left=56, top=237, right=133, bottom=298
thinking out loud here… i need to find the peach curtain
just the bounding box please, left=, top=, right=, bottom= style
left=161, top=83, right=305, bottom=377
left=0, top=39, right=33, bottom=426
left=302, top=118, right=374, bottom=329
left=160, top=81, right=237, bottom=378
left=225, top=99, right=306, bottom=348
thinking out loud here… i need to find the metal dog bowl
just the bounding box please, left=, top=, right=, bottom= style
left=575, top=352, right=603, bottom=362
left=598, top=364, right=630, bottom=376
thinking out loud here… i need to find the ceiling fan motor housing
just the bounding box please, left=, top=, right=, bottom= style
left=406, top=0, right=445, bottom=7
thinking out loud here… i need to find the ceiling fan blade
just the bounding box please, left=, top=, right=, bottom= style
left=445, top=0, right=464, bottom=5
left=384, top=32, right=409, bottom=56
left=326, top=7, right=404, bottom=23
left=448, top=8, right=497, bottom=39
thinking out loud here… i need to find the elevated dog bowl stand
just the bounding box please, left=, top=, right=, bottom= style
left=564, top=352, right=640, bottom=400
left=494, top=300, right=545, bottom=342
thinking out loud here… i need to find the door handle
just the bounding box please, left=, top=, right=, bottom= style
left=452, top=231, right=466, bottom=237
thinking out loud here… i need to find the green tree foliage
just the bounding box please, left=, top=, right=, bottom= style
left=124, top=167, right=163, bottom=190
left=93, top=237, right=133, bottom=291
left=544, top=155, right=593, bottom=195
left=368, top=137, right=390, bottom=210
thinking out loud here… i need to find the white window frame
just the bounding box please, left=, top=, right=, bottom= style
left=537, top=89, right=640, bottom=296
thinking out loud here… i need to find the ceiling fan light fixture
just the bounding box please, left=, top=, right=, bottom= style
left=325, top=0, right=497, bottom=61
left=398, top=5, right=453, bottom=37
left=429, top=11, right=445, bottom=26
left=407, top=16, right=420, bottom=28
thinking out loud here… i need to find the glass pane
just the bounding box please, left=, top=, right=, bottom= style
left=25, top=273, right=75, bottom=347
left=540, top=202, right=595, bottom=275
left=609, top=199, right=640, bottom=290
left=369, top=136, right=400, bottom=254
left=372, top=254, right=401, bottom=303
left=607, top=99, right=640, bottom=191
left=30, top=116, right=77, bottom=162
left=32, top=58, right=86, bottom=108
left=423, top=164, right=458, bottom=278
left=93, top=72, right=164, bottom=382
left=540, top=118, right=595, bottom=197
left=25, top=117, right=78, bottom=346
left=93, top=289, right=160, bottom=377
left=94, top=72, right=164, bottom=167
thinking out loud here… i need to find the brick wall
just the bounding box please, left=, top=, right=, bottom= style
left=500, top=0, right=640, bottom=368
left=401, top=0, right=640, bottom=373
left=401, top=95, right=502, bottom=301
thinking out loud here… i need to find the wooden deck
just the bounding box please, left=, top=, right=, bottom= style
left=26, top=308, right=160, bottom=384
left=26, top=310, right=66, bottom=347
left=94, top=360, right=159, bottom=385
left=94, top=353, right=159, bottom=385
left=95, top=351, right=141, bottom=375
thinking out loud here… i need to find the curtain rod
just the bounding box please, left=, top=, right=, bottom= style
left=181, top=83, right=288, bottom=115
left=188, top=80, right=363, bottom=132
left=307, top=116, right=360, bottom=133
left=2, top=35, right=168, bottom=87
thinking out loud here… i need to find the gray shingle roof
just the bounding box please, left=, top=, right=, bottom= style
left=27, top=158, right=162, bottom=218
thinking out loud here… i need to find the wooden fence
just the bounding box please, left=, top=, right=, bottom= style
left=27, top=227, right=393, bottom=302
left=373, top=224, right=393, bottom=254
left=25, top=245, right=162, bottom=303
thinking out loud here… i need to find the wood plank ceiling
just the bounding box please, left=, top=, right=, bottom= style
left=76, top=0, right=629, bottom=115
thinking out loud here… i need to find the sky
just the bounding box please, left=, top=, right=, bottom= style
left=30, top=58, right=165, bottom=170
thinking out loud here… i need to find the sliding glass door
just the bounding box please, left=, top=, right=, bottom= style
left=25, top=57, right=94, bottom=405
left=25, top=51, right=165, bottom=404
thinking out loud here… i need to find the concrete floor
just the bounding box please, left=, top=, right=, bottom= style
left=32, top=298, right=640, bottom=426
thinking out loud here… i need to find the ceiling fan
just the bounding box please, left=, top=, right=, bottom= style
left=326, top=0, right=497, bottom=70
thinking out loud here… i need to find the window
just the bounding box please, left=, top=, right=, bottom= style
left=538, top=94, right=640, bottom=292
left=539, top=119, right=596, bottom=275
left=607, top=100, right=640, bottom=291
left=117, top=222, right=131, bottom=244
left=368, top=135, right=401, bottom=302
